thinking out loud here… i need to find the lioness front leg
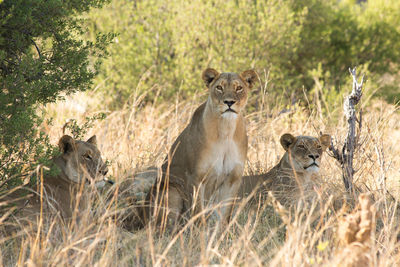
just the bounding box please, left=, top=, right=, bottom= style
left=214, top=170, right=242, bottom=225
left=151, top=186, right=184, bottom=232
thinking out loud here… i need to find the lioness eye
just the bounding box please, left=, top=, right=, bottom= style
left=297, top=145, right=306, bottom=150
left=216, top=85, right=223, bottom=92
left=236, top=86, right=243, bottom=92
left=84, top=154, right=92, bottom=160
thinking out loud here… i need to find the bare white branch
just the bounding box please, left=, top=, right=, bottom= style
left=330, top=67, right=365, bottom=195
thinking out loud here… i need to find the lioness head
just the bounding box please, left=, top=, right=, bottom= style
left=202, top=68, right=258, bottom=117
left=58, top=135, right=108, bottom=185
left=280, top=133, right=331, bottom=175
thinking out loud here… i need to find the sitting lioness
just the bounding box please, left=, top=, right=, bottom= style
left=238, top=133, right=331, bottom=206
left=144, top=68, right=258, bottom=229
left=1, top=135, right=109, bottom=221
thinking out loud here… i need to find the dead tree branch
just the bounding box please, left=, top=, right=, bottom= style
left=330, top=67, right=365, bottom=194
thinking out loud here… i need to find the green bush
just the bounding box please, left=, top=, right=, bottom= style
left=87, top=0, right=400, bottom=107
left=0, top=0, right=113, bottom=186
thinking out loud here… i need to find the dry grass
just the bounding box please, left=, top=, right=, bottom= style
left=1, top=84, right=400, bottom=266
left=333, top=193, right=376, bottom=267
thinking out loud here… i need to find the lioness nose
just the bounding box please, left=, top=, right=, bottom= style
left=308, top=154, right=319, bottom=160
left=224, top=100, right=236, bottom=107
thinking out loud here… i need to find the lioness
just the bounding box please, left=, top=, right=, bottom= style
left=144, top=68, right=258, bottom=229
left=1, top=135, right=109, bottom=221
left=239, top=133, right=331, bottom=206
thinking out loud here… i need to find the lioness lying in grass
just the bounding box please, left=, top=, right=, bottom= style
left=239, top=133, right=331, bottom=207
left=1, top=135, right=109, bottom=223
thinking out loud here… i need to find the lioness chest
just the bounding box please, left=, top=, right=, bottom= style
left=197, top=117, right=244, bottom=193
left=199, top=140, right=242, bottom=181
left=36, top=177, right=88, bottom=219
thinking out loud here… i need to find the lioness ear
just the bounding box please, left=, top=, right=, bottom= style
left=202, top=68, right=220, bottom=88
left=319, top=134, right=331, bottom=150
left=240, top=70, right=258, bottom=88
left=87, top=135, right=97, bottom=146
left=280, top=133, right=297, bottom=151
left=59, top=135, right=76, bottom=154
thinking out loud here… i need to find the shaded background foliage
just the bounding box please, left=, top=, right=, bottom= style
left=86, top=0, right=400, bottom=108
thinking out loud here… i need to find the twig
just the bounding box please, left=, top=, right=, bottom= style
left=31, top=39, right=42, bottom=58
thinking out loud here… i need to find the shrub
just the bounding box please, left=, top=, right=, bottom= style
left=0, top=0, right=113, bottom=186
